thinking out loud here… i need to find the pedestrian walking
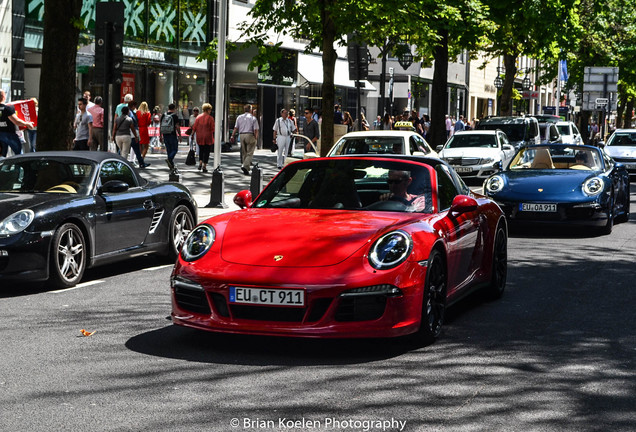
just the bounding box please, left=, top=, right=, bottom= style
left=445, top=115, right=452, bottom=138
left=273, top=108, right=297, bottom=169
left=190, top=103, right=215, bottom=173
left=288, top=108, right=298, bottom=156
left=231, top=104, right=259, bottom=175
left=26, top=97, right=38, bottom=151
left=343, top=111, right=353, bottom=132
left=160, top=103, right=181, bottom=171
left=303, top=107, right=320, bottom=152
left=87, top=96, right=104, bottom=151
left=373, top=115, right=382, bottom=130
left=382, top=113, right=392, bottom=130
left=454, top=115, right=466, bottom=132
left=112, top=106, right=135, bottom=158
left=137, top=101, right=152, bottom=158
left=73, top=97, right=93, bottom=151
left=189, top=106, right=200, bottom=156
left=127, top=100, right=149, bottom=168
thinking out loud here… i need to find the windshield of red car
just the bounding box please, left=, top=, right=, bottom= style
left=0, top=159, right=95, bottom=194
left=254, top=159, right=433, bottom=212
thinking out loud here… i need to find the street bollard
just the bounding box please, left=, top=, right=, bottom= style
left=168, top=167, right=181, bottom=182
left=206, top=165, right=228, bottom=208
left=250, top=163, right=263, bottom=199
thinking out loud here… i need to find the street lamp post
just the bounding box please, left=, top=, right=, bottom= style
left=494, top=67, right=504, bottom=115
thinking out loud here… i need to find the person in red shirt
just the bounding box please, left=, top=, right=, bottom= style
left=190, top=103, right=215, bottom=172
left=87, top=96, right=104, bottom=151
left=137, top=101, right=152, bottom=158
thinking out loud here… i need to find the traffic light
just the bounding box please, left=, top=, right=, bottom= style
left=94, top=2, right=124, bottom=85
left=109, top=23, right=124, bottom=85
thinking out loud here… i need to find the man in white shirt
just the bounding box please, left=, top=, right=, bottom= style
left=232, top=104, right=260, bottom=175
left=272, top=108, right=297, bottom=169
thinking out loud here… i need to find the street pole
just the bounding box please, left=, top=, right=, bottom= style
left=213, top=0, right=227, bottom=170
left=207, top=0, right=228, bottom=208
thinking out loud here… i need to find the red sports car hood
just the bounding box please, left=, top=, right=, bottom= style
left=220, top=209, right=414, bottom=267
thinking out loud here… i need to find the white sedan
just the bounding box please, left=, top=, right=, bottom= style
left=556, top=121, right=583, bottom=145
left=326, top=130, right=438, bottom=158
left=438, top=130, right=515, bottom=179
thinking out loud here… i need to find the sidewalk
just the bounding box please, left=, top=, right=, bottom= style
left=140, top=145, right=280, bottom=221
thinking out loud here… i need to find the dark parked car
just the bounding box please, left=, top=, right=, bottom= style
left=476, top=116, right=540, bottom=149
left=0, top=151, right=197, bottom=288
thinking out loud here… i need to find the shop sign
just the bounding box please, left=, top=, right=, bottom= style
left=522, top=91, right=539, bottom=99
left=120, top=73, right=135, bottom=100
left=258, top=49, right=297, bottom=86
left=123, top=47, right=166, bottom=62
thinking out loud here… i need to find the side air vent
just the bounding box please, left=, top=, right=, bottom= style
left=149, top=209, right=165, bottom=234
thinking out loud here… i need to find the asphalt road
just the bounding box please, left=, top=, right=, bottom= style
left=1, top=165, right=635, bottom=431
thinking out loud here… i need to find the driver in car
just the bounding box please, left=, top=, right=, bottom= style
left=380, top=170, right=427, bottom=211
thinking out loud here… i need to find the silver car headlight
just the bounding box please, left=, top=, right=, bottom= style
left=181, top=225, right=215, bottom=261
left=583, top=177, right=604, bottom=196
left=368, top=230, right=412, bottom=270
left=0, top=209, right=35, bottom=236
left=484, top=175, right=504, bottom=194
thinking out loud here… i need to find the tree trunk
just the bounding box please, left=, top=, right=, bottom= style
left=579, top=111, right=591, bottom=145
left=625, top=97, right=634, bottom=129
left=499, top=53, right=517, bottom=117
left=38, top=0, right=82, bottom=150
left=319, top=0, right=336, bottom=156
left=429, top=29, right=448, bottom=150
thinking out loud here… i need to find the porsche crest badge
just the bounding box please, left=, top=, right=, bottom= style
left=274, top=255, right=284, bottom=261
left=538, top=188, right=544, bottom=192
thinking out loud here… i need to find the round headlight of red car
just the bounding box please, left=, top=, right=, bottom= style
left=181, top=225, right=215, bottom=261
left=368, top=230, right=413, bottom=270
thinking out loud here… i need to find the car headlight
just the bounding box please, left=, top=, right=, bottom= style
left=583, top=177, right=604, bottom=196
left=368, top=230, right=412, bottom=270
left=484, top=175, right=504, bottom=194
left=0, top=209, right=35, bottom=236
left=181, top=225, right=215, bottom=261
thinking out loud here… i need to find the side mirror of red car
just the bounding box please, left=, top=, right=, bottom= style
left=449, top=195, right=478, bottom=215
left=233, top=190, right=253, bottom=209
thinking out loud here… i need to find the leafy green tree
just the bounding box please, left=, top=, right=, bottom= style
left=199, top=0, right=422, bottom=155
left=482, top=0, right=581, bottom=117
left=423, top=0, right=493, bottom=148
left=38, top=0, right=83, bottom=150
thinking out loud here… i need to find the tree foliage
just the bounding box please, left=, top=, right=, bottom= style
left=482, top=0, right=582, bottom=115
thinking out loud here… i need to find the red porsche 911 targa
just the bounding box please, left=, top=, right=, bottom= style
left=171, top=156, right=507, bottom=343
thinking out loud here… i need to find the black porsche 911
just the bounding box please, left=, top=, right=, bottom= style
left=0, top=151, right=197, bottom=288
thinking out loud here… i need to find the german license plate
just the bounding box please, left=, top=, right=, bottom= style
left=519, top=203, right=557, bottom=212
left=453, top=166, right=473, bottom=173
left=229, top=286, right=305, bottom=306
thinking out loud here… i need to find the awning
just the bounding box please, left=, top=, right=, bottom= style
left=297, top=54, right=376, bottom=91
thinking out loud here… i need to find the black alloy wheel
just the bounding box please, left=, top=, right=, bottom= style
left=49, top=223, right=86, bottom=288
left=484, top=223, right=507, bottom=300
left=616, top=183, right=630, bottom=223
left=417, top=248, right=447, bottom=344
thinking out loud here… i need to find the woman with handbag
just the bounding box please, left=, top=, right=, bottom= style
left=190, top=103, right=215, bottom=172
